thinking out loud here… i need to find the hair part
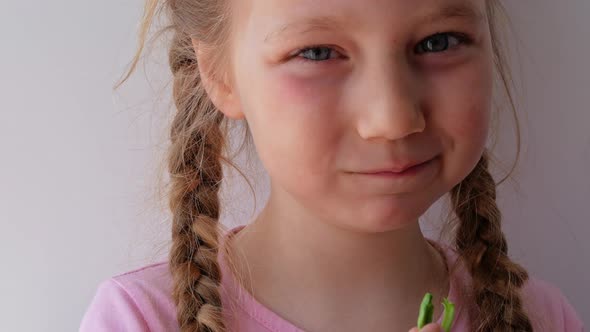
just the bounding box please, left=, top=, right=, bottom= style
left=116, top=0, right=533, bottom=331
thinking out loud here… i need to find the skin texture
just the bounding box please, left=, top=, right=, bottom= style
left=194, top=0, right=493, bottom=330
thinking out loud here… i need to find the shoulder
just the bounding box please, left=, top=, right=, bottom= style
left=520, top=274, right=585, bottom=331
left=111, top=261, right=174, bottom=309
left=434, top=243, right=584, bottom=331
left=80, top=262, right=178, bottom=332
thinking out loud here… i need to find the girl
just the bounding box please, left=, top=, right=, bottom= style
left=80, top=0, right=584, bottom=331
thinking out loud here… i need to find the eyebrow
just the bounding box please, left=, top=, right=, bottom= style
left=264, top=3, right=485, bottom=44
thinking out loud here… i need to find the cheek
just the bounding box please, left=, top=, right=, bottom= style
left=424, top=59, right=493, bottom=187
left=272, top=67, right=344, bottom=114
left=450, top=103, right=490, bottom=152
left=441, top=85, right=491, bottom=146
left=443, top=101, right=490, bottom=187
left=428, top=60, right=493, bottom=148
left=241, top=67, right=345, bottom=185
left=453, top=72, right=492, bottom=149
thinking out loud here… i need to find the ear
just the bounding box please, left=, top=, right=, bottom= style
left=191, top=38, right=245, bottom=120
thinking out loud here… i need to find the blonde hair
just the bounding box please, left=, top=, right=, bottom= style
left=115, top=0, right=533, bottom=331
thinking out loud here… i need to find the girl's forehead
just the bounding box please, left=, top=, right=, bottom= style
left=242, top=0, right=483, bottom=20
left=235, top=0, right=486, bottom=39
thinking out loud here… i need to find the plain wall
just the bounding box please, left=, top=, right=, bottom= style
left=0, top=0, right=588, bottom=331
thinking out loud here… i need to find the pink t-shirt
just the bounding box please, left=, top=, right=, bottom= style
left=80, top=225, right=584, bottom=331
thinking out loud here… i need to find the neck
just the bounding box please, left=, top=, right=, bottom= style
left=229, top=184, right=450, bottom=329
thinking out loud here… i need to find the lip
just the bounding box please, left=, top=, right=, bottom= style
left=357, top=158, right=435, bottom=175
left=348, top=156, right=440, bottom=191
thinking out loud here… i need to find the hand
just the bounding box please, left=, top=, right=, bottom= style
left=408, top=323, right=444, bottom=332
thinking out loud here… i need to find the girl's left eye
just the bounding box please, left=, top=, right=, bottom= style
left=291, top=32, right=472, bottom=64
left=414, top=32, right=472, bottom=54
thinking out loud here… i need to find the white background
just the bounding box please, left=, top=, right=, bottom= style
left=0, top=0, right=588, bottom=331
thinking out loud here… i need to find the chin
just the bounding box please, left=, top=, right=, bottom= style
left=343, top=205, right=425, bottom=234
left=340, top=192, right=440, bottom=233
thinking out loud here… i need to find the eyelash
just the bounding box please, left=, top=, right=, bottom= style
left=291, top=31, right=473, bottom=63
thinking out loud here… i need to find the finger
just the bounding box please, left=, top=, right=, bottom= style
left=409, top=322, right=444, bottom=332
left=422, top=323, right=444, bottom=332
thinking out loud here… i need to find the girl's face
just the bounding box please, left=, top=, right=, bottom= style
left=223, top=0, right=493, bottom=231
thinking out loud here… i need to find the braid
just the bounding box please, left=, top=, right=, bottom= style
left=167, top=30, right=227, bottom=332
left=450, top=150, right=533, bottom=331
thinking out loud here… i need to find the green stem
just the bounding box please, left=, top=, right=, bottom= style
left=417, top=292, right=434, bottom=328
left=441, top=297, right=455, bottom=332
left=416, top=293, right=456, bottom=332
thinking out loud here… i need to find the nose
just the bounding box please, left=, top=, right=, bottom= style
left=356, top=58, right=425, bottom=141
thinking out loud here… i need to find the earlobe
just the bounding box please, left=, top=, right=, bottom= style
left=191, top=38, right=245, bottom=120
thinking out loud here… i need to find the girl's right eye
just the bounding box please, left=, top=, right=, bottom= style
left=294, top=46, right=341, bottom=63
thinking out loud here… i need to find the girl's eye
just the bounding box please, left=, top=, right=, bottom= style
left=414, top=32, right=471, bottom=54
left=295, top=46, right=340, bottom=62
